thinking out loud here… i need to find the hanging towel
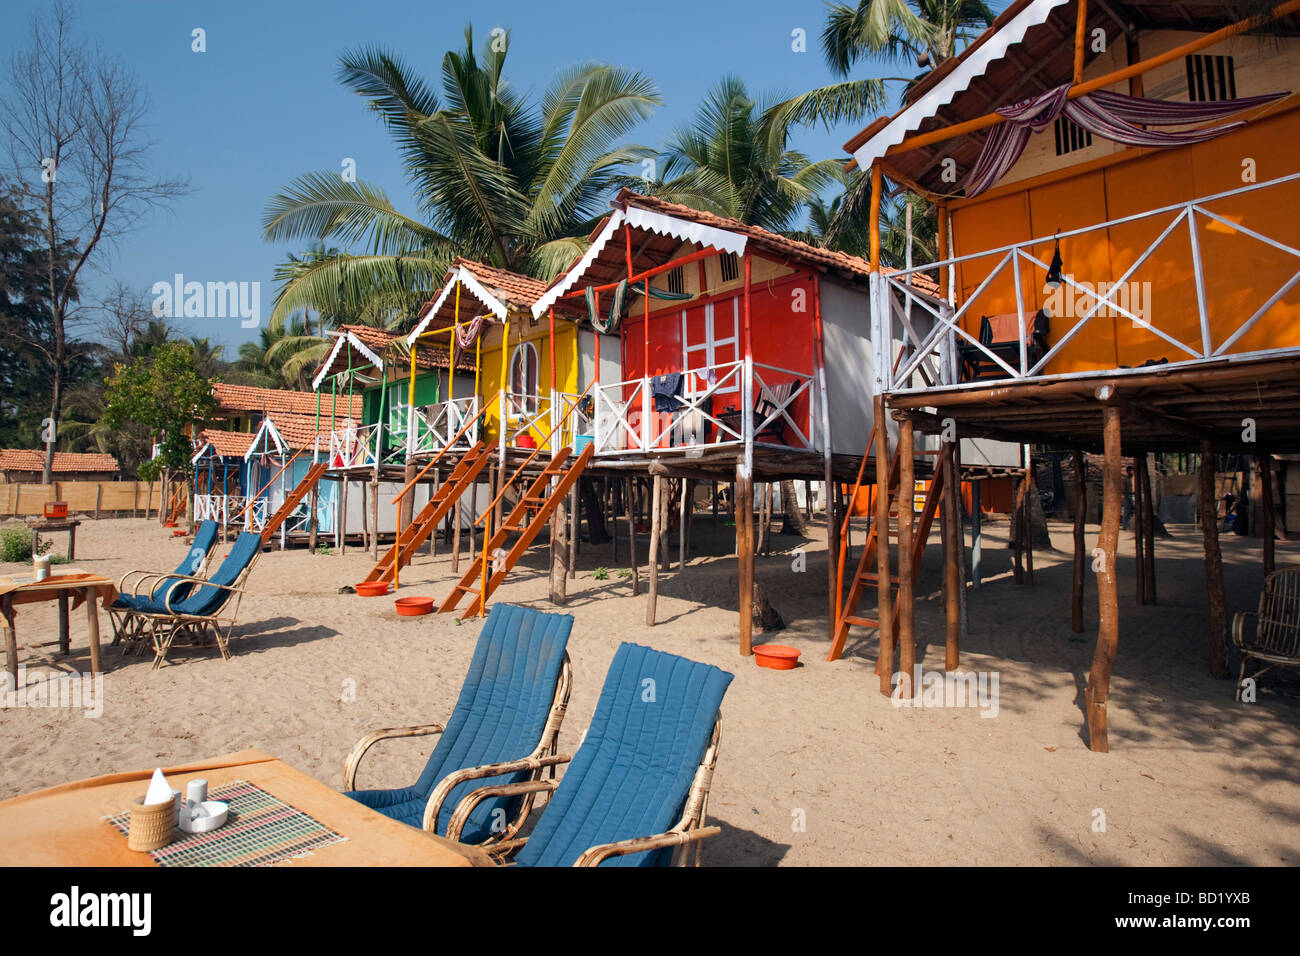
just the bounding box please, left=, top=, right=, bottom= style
left=651, top=373, right=683, bottom=412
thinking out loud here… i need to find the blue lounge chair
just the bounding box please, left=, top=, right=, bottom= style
left=109, top=520, right=220, bottom=648
left=343, top=604, right=573, bottom=846
left=449, top=642, right=733, bottom=866
left=134, top=531, right=264, bottom=669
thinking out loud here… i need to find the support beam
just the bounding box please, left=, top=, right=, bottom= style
left=1134, top=458, right=1147, bottom=605
left=869, top=163, right=883, bottom=272
left=550, top=490, right=569, bottom=606
left=875, top=395, right=894, bottom=695
left=1199, top=443, right=1229, bottom=678
left=1085, top=403, right=1122, bottom=753
left=1140, top=455, right=1156, bottom=603
left=647, top=475, right=662, bottom=626
left=1072, top=449, right=1086, bottom=633
left=897, top=419, right=916, bottom=697
left=736, top=465, right=754, bottom=656
left=1260, top=453, right=1276, bottom=576
left=626, top=477, right=639, bottom=596
left=941, top=440, right=960, bottom=671
left=1073, top=0, right=1089, bottom=84
left=971, top=477, right=982, bottom=588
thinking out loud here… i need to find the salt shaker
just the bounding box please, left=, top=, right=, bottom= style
left=187, top=779, right=208, bottom=805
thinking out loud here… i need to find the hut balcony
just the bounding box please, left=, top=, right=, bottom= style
left=874, top=172, right=1300, bottom=397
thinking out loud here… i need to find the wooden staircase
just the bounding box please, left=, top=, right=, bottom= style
left=362, top=442, right=492, bottom=585
left=827, top=440, right=951, bottom=662
left=439, top=443, right=594, bottom=618
left=260, top=460, right=329, bottom=542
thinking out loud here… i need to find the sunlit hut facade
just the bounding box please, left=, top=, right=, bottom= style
left=533, top=189, right=975, bottom=655
left=844, top=0, right=1300, bottom=751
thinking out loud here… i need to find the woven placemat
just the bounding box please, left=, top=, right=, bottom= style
left=106, top=780, right=347, bottom=867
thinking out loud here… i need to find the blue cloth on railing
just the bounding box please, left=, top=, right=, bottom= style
left=650, top=373, right=683, bottom=412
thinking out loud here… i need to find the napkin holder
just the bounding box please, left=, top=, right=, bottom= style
left=127, top=797, right=175, bottom=851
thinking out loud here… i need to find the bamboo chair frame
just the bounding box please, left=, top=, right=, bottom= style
left=1233, top=567, right=1300, bottom=699
left=133, top=550, right=263, bottom=670
left=342, top=652, right=573, bottom=846
left=109, top=540, right=218, bottom=650
left=451, top=717, right=724, bottom=867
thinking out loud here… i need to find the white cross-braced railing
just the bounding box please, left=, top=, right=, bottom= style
left=873, top=171, right=1300, bottom=394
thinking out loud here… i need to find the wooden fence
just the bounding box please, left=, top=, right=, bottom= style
left=0, top=481, right=162, bottom=517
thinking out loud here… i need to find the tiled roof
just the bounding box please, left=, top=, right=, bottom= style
left=334, top=324, right=473, bottom=373
left=194, top=429, right=254, bottom=458
left=451, top=258, right=550, bottom=311
left=0, top=449, right=119, bottom=473
left=212, top=382, right=362, bottom=418
left=615, top=190, right=939, bottom=292
left=269, top=412, right=355, bottom=451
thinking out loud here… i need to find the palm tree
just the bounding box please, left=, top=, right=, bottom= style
left=263, top=27, right=661, bottom=328
left=647, top=76, right=848, bottom=233
left=822, top=0, right=997, bottom=77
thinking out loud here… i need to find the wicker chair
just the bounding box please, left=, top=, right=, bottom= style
left=343, top=604, right=573, bottom=847
left=449, top=642, right=734, bottom=866
left=1233, top=568, right=1300, bottom=699
left=109, top=519, right=219, bottom=649
left=133, top=531, right=264, bottom=669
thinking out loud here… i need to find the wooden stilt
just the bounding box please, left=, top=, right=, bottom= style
left=369, top=479, right=380, bottom=560
left=941, top=438, right=960, bottom=671
left=647, top=475, right=663, bottom=626
left=452, top=498, right=462, bottom=574
left=611, top=479, right=619, bottom=563
left=1085, top=403, right=1122, bottom=753
left=400, top=461, right=416, bottom=528
left=971, top=478, right=982, bottom=588
left=736, top=464, right=754, bottom=656
left=1134, top=458, right=1147, bottom=605
left=1140, top=456, right=1156, bottom=603
left=339, top=477, right=349, bottom=557
left=875, top=396, right=894, bottom=696
left=1023, top=459, right=1035, bottom=585
left=308, top=482, right=319, bottom=552
left=825, top=456, right=839, bottom=648
left=568, top=485, right=578, bottom=578
left=626, top=478, right=639, bottom=596
left=897, top=419, right=916, bottom=697
left=1012, top=471, right=1027, bottom=584
left=1260, top=453, right=1276, bottom=576
left=677, top=479, right=688, bottom=571
left=550, top=489, right=569, bottom=606
left=1071, top=449, right=1086, bottom=633
left=1199, top=443, right=1229, bottom=678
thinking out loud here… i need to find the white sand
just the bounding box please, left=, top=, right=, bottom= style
left=2, top=513, right=1297, bottom=865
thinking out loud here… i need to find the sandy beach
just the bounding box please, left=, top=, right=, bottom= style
left=2, top=514, right=1297, bottom=866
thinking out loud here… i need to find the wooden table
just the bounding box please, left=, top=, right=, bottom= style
left=27, top=518, right=81, bottom=561
left=0, top=749, right=491, bottom=867
left=0, top=570, right=116, bottom=682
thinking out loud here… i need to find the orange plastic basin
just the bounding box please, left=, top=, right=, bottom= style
left=753, top=644, right=800, bottom=670
left=355, top=582, right=390, bottom=597
left=395, top=596, right=435, bottom=616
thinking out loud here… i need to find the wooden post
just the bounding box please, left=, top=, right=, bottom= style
left=941, top=444, right=960, bottom=671
left=647, top=475, right=663, bottom=626
left=1071, top=449, right=1086, bottom=633
left=875, top=396, right=894, bottom=695
left=897, top=419, right=916, bottom=697
left=1134, top=459, right=1147, bottom=605
left=568, top=484, right=579, bottom=578
left=1140, top=456, right=1156, bottom=603
left=308, top=482, right=319, bottom=552
left=826, top=460, right=839, bottom=647
left=58, top=594, right=69, bottom=655
left=736, top=463, right=754, bottom=655
left=677, top=479, right=687, bottom=570
left=611, top=479, right=619, bottom=563
left=1260, top=453, right=1276, bottom=576
left=1085, top=403, right=1122, bottom=753
left=93, top=484, right=101, bottom=520
left=339, top=476, right=349, bottom=556
left=369, top=479, right=380, bottom=560
left=625, top=477, right=639, bottom=596
left=1199, top=443, right=1229, bottom=678
left=1023, top=458, right=1035, bottom=585
left=971, top=477, right=982, bottom=587
left=550, top=490, right=569, bottom=606
left=401, top=460, right=416, bottom=529
left=452, top=498, right=462, bottom=574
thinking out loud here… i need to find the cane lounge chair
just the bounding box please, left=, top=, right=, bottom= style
left=134, top=531, right=264, bottom=669
left=1233, top=567, right=1300, bottom=699
left=109, top=520, right=219, bottom=648
left=343, top=604, right=573, bottom=846
left=448, top=642, right=733, bottom=866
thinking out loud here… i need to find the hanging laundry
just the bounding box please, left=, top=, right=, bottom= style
left=650, top=373, right=684, bottom=412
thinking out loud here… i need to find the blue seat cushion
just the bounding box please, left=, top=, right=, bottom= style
left=344, top=604, right=572, bottom=844
left=514, top=643, right=733, bottom=867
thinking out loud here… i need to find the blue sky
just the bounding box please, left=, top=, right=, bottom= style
left=1, top=0, right=1008, bottom=353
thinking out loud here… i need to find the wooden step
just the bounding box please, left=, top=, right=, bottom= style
left=844, top=615, right=879, bottom=629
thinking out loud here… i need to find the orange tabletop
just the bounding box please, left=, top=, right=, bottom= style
left=0, top=748, right=492, bottom=867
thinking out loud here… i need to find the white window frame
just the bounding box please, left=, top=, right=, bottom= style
left=681, top=298, right=740, bottom=395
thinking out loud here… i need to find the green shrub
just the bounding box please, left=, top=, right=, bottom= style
left=593, top=567, right=609, bottom=581
left=0, top=528, right=51, bottom=563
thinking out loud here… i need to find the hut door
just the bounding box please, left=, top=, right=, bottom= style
left=681, top=299, right=739, bottom=396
